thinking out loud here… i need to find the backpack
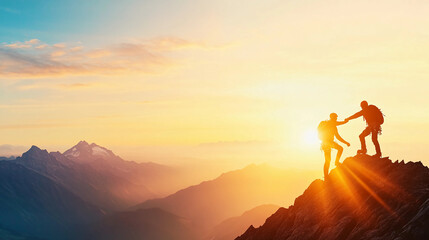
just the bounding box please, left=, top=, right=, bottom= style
left=317, top=121, right=332, bottom=141
left=365, top=105, right=384, bottom=125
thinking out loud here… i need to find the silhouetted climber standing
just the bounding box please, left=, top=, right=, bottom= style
left=318, top=113, right=350, bottom=179
left=345, top=101, right=384, bottom=157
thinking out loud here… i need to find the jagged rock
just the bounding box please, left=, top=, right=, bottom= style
left=236, top=155, right=429, bottom=240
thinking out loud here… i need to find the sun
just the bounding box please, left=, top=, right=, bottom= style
left=302, top=129, right=320, bottom=146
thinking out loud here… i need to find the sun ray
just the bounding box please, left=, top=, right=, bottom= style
left=331, top=167, right=362, bottom=211
left=342, top=165, right=397, bottom=217
left=346, top=160, right=413, bottom=201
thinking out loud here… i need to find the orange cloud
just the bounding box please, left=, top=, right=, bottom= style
left=86, top=49, right=111, bottom=58
left=70, top=46, right=83, bottom=52
left=35, top=44, right=49, bottom=49
left=4, top=39, right=41, bottom=49
left=58, top=83, right=92, bottom=89
left=25, top=39, right=40, bottom=44
left=51, top=50, right=67, bottom=57
left=53, top=43, right=67, bottom=48
left=4, top=42, right=32, bottom=49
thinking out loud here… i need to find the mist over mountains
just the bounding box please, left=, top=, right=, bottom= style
left=132, top=163, right=315, bottom=237
left=209, top=204, right=280, bottom=240
left=15, top=143, right=154, bottom=211
left=1, top=141, right=427, bottom=240
left=0, top=141, right=316, bottom=240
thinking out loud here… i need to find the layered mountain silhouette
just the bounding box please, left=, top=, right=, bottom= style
left=209, top=204, right=280, bottom=240
left=133, top=164, right=317, bottom=237
left=63, top=141, right=186, bottom=197
left=15, top=144, right=154, bottom=211
left=10, top=141, right=190, bottom=211
left=236, top=155, right=429, bottom=240
left=3, top=140, right=427, bottom=240
left=0, top=156, right=15, bottom=161
left=0, top=141, right=194, bottom=239
left=85, top=208, right=196, bottom=240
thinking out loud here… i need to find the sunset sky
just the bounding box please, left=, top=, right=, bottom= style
left=1, top=0, right=429, bottom=173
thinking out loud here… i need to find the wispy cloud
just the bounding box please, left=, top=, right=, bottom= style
left=0, top=123, right=72, bottom=130
left=58, top=83, right=92, bottom=89
left=53, top=43, right=67, bottom=48
left=35, top=44, right=48, bottom=49
left=25, top=39, right=40, bottom=44
left=9, top=81, right=95, bottom=91
left=0, top=37, right=217, bottom=78
left=144, top=36, right=215, bottom=51
left=3, top=39, right=40, bottom=49
left=4, top=43, right=31, bottom=49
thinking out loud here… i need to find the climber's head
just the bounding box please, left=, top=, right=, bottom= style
left=360, top=100, right=368, bottom=110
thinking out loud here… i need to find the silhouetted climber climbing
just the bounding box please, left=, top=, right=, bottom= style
left=318, top=113, right=350, bottom=179
left=345, top=101, right=384, bottom=157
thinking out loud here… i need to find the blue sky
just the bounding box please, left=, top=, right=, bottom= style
left=1, top=0, right=193, bottom=43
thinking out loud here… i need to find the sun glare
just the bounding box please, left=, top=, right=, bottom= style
left=302, top=129, right=320, bottom=146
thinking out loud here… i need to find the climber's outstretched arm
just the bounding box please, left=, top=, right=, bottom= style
left=345, top=110, right=363, bottom=121
left=336, top=120, right=348, bottom=126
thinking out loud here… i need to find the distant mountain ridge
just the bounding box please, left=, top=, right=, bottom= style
left=15, top=144, right=154, bottom=211
left=85, top=208, right=196, bottom=240
left=133, top=164, right=318, bottom=237
left=0, top=156, right=15, bottom=161
left=209, top=204, right=280, bottom=240
left=236, top=155, right=429, bottom=240
left=2, top=141, right=240, bottom=239
left=63, top=141, right=188, bottom=197
left=0, top=141, right=192, bottom=239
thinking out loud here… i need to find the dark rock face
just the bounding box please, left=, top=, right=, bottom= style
left=236, top=155, right=429, bottom=240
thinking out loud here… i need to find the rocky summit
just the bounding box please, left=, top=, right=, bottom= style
left=236, top=155, right=429, bottom=240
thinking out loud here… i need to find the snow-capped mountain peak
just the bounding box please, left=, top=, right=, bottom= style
left=64, top=141, right=115, bottom=161
left=91, top=145, right=110, bottom=157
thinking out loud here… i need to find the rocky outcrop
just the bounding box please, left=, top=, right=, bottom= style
left=236, top=155, right=429, bottom=240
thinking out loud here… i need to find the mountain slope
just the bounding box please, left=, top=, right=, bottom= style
left=84, top=208, right=196, bottom=240
left=0, top=224, right=45, bottom=240
left=0, top=161, right=103, bottom=240
left=133, top=164, right=318, bottom=236
left=209, top=204, right=280, bottom=240
left=236, top=155, right=429, bottom=240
